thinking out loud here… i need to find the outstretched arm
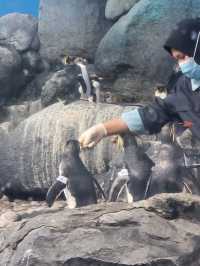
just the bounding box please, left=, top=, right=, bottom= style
left=104, top=118, right=129, bottom=135
left=79, top=96, right=173, bottom=149
left=79, top=108, right=145, bottom=148
left=79, top=118, right=129, bottom=148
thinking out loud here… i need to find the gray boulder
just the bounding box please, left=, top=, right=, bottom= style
left=39, top=0, right=113, bottom=61
left=0, top=13, right=40, bottom=52
left=0, top=13, right=44, bottom=102
left=0, top=101, right=42, bottom=131
left=1, top=100, right=198, bottom=200
left=112, top=70, right=153, bottom=101
left=41, top=65, right=80, bottom=107
left=105, top=0, right=140, bottom=20
left=1, top=193, right=200, bottom=265
left=0, top=44, right=25, bottom=101
left=21, top=51, right=45, bottom=85
left=22, top=50, right=44, bottom=74
left=19, top=64, right=51, bottom=102
left=95, top=0, right=200, bottom=98
left=0, top=101, right=131, bottom=197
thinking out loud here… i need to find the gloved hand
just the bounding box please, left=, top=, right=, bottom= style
left=79, top=123, right=107, bottom=148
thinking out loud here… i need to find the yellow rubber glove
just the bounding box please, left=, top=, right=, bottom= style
left=79, top=123, right=107, bottom=148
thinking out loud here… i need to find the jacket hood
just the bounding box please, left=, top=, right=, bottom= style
left=164, top=18, right=200, bottom=64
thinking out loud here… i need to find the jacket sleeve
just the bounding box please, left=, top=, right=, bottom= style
left=121, top=108, right=147, bottom=134
left=138, top=97, right=175, bottom=134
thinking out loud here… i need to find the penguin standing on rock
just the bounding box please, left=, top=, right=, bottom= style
left=108, top=134, right=154, bottom=202
left=147, top=143, right=184, bottom=198
left=46, top=139, right=105, bottom=208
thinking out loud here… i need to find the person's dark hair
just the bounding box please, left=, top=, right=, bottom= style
left=164, top=18, right=200, bottom=63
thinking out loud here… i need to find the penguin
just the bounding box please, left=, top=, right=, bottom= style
left=46, top=139, right=105, bottom=208
left=147, top=143, right=184, bottom=197
left=108, top=134, right=154, bottom=202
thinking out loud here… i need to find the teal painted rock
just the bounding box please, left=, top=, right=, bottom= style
left=95, top=0, right=200, bottom=95
left=105, top=0, right=140, bottom=20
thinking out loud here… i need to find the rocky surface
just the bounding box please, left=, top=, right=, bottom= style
left=1, top=1, right=199, bottom=104
left=21, top=50, right=44, bottom=80
left=1, top=99, right=199, bottom=201
left=0, top=44, right=25, bottom=101
left=0, top=195, right=66, bottom=228
left=0, top=193, right=200, bottom=265
left=0, top=101, right=133, bottom=197
left=1, top=1, right=200, bottom=103
left=0, top=13, right=39, bottom=52
left=95, top=0, right=200, bottom=99
left=39, top=0, right=113, bottom=62
left=105, top=0, right=139, bottom=20
left=0, top=100, right=42, bottom=134
left=1, top=6, right=200, bottom=265
left=0, top=13, right=44, bottom=102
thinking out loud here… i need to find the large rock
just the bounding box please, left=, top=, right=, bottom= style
left=1, top=193, right=200, bottom=265
left=0, top=101, right=42, bottom=131
left=0, top=44, right=25, bottom=101
left=105, top=0, right=140, bottom=20
left=19, top=68, right=52, bottom=102
left=95, top=0, right=200, bottom=98
left=1, top=100, right=199, bottom=199
left=0, top=13, right=40, bottom=52
left=39, top=0, right=113, bottom=61
left=0, top=101, right=131, bottom=197
left=22, top=51, right=44, bottom=74
left=0, top=13, right=45, bottom=102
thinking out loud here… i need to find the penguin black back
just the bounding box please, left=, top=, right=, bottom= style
left=59, top=139, right=98, bottom=207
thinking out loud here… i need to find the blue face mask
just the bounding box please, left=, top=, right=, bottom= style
left=179, top=58, right=200, bottom=80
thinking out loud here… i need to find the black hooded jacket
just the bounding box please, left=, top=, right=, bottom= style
left=138, top=72, right=200, bottom=139
left=138, top=18, right=200, bottom=140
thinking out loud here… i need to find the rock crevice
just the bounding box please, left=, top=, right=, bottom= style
left=0, top=194, right=200, bottom=265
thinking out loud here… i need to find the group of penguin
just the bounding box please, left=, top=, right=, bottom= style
left=46, top=129, right=196, bottom=209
